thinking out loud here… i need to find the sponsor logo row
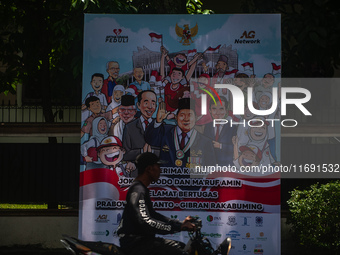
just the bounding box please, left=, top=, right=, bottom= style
left=230, top=243, right=265, bottom=254
left=205, top=215, right=264, bottom=227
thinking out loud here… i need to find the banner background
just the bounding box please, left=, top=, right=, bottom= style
left=80, top=14, right=281, bottom=255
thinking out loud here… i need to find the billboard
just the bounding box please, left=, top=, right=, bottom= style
left=80, top=14, right=281, bottom=254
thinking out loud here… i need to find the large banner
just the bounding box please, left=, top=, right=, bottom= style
left=80, top=14, right=281, bottom=255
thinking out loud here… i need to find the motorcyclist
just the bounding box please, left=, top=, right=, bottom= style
left=117, top=152, right=195, bottom=255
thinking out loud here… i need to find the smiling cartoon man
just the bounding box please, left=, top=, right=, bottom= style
left=145, top=98, right=215, bottom=169
left=81, top=96, right=113, bottom=138
left=122, top=90, right=160, bottom=161
left=82, top=73, right=107, bottom=111
left=232, top=136, right=262, bottom=169
left=203, top=97, right=236, bottom=166
left=113, top=95, right=137, bottom=141
left=102, top=61, right=120, bottom=104
left=96, top=136, right=136, bottom=177
left=128, top=67, right=151, bottom=95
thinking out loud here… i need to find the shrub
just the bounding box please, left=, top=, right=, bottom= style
left=287, top=181, right=340, bottom=252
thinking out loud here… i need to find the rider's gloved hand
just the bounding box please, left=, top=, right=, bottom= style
left=181, top=216, right=196, bottom=231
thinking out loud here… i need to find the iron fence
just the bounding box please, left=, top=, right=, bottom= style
left=1, top=100, right=81, bottom=123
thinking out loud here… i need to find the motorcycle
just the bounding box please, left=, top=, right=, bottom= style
left=60, top=216, right=231, bottom=255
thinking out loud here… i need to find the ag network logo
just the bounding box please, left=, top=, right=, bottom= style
left=200, top=84, right=311, bottom=128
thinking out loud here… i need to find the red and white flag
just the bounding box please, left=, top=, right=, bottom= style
left=241, top=62, right=254, bottom=71
left=205, top=45, right=221, bottom=53
left=225, top=68, right=238, bottom=75
left=271, top=63, right=281, bottom=75
left=149, top=32, right=162, bottom=43
left=187, top=49, right=197, bottom=58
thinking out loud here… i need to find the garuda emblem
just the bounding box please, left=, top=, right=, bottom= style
left=175, top=23, right=198, bottom=46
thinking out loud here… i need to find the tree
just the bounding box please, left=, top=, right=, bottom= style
left=241, top=0, right=340, bottom=78
left=0, top=0, right=212, bottom=100
left=287, top=181, right=340, bottom=254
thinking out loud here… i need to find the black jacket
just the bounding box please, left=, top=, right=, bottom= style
left=117, top=180, right=182, bottom=238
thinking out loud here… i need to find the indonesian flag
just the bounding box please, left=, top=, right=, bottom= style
left=205, top=45, right=221, bottom=53
left=271, top=63, right=281, bottom=75
left=149, top=32, right=162, bottom=43
left=225, top=69, right=238, bottom=75
left=187, top=49, right=197, bottom=58
left=241, top=62, right=254, bottom=71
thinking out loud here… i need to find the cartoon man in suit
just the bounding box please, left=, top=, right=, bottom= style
left=203, top=97, right=237, bottom=166
left=122, top=90, right=160, bottom=161
left=145, top=98, right=215, bottom=169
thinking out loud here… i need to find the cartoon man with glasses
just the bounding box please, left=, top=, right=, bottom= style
left=113, top=95, right=137, bottom=141
left=102, top=61, right=120, bottom=104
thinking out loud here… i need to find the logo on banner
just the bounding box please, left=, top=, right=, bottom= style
left=227, top=216, right=237, bottom=226
left=255, top=216, right=263, bottom=227
left=242, top=232, right=254, bottom=241
left=256, top=232, right=268, bottom=241
left=238, top=244, right=251, bottom=254
left=206, top=215, right=223, bottom=227
left=91, top=230, right=110, bottom=237
left=202, top=232, right=222, bottom=238
left=95, top=214, right=110, bottom=223
left=226, top=230, right=241, bottom=241
left=175, top=23, right=198, bottom=45
left=111, top=213, right=122, bottom=225
left=241, top=216, right=251, bottom=226
left=113, top=29, right=122, bottom=35
left=254, top=244, right=264, bottom=254
left=105, top=28, right=128, bottom=43
left=235, top=30, right=260, bottom=44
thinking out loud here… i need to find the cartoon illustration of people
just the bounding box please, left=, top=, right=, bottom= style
left=160, top=46, right=202, bottom=85
left=163, top=67, right=185, bottom=115
left=122, top=90, right=160, bottom=161
left=81, top=73, right=107, bottom=120
left=113, top=95, right=137, bottom=141
left=160, top=46, right=202, bottom=86
left=254, top=73, right=275, bottom=95
left=96, top=136, right=136, bottom=177
left=203, top=97, right=237, bottom=166
left=128, top=67, right=151, bottom=95
left=81, top=116, right=110, bottom=164
left=234, top=73, right=250, bottom=92
left=145, top=98, right=215, bottom=169
left=203, top=54, right=237, bottom=84
left=102, top=61, right=120, bottom=104
left=81, top=96, right=113, bottom=138
left=106, top=84, right=125, bottom=124
left=202, top=54, right=237, bottom=103
left=232, top=136, right=262, bottom=170
left=244, top=118, right=278, bottom=166
left=159, top=49, right=202, bottom=116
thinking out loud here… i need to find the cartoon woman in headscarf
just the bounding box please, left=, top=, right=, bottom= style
left=81, top=116, right=110, bottom=164
left=246, top=117, right=277, bottom=166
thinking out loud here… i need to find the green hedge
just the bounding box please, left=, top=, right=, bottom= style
left=287, top=181, right=340, bottom=253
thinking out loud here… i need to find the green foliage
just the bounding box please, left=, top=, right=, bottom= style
left=0, top=0, right=213, bottom=105
left=186, top=0, right=213, bottom=14
left=287, top=181, right=340, bottom=252
left=0, top=203, right=48, bottom=209
left=242, top=0, right=340, bottom=77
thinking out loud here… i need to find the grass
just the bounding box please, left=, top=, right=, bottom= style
left=0, top=203, right=48, bottom=209
left=0, top=204, right=77, bottom=209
